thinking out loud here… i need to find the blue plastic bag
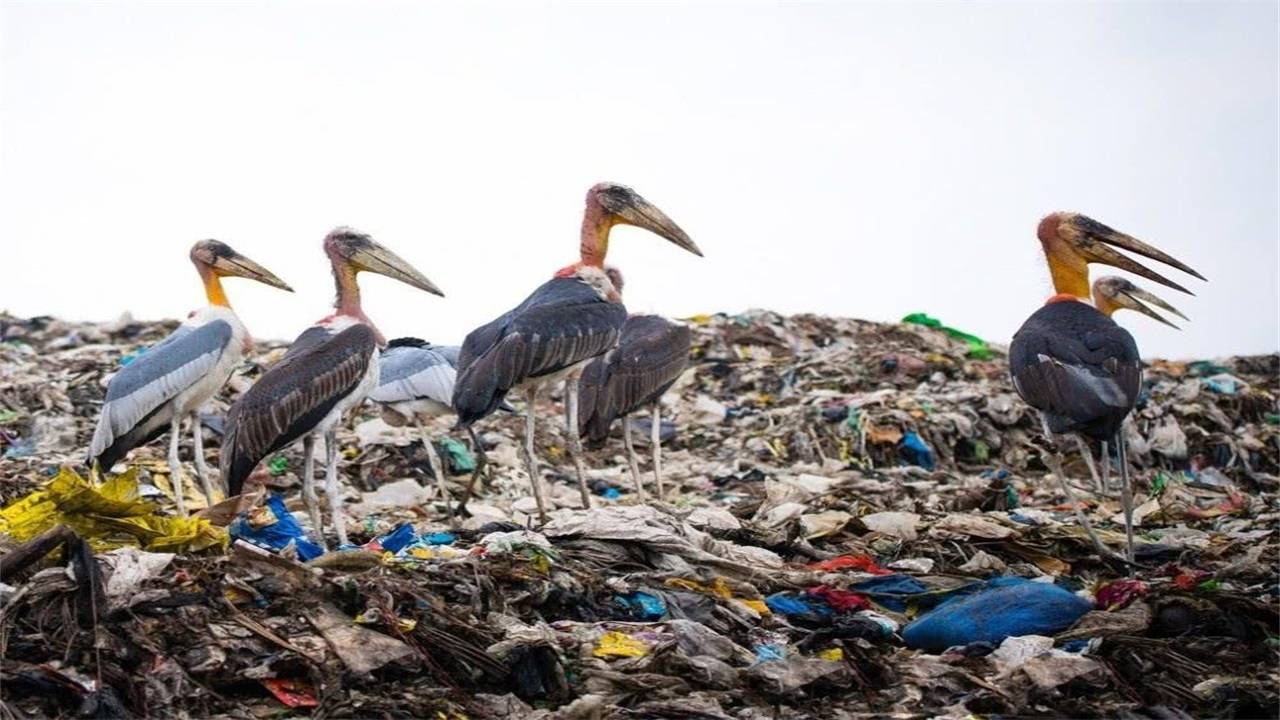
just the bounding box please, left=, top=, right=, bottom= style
left=615, top=591, right=667, bottom=621
left=900, top=431, right=936, bottom=470
left=902, top=577, right=1093, bottom=652
left=230, top=494, right=326, bottom=562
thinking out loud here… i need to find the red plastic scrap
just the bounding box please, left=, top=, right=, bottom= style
left=1161, top=564, right=1211, bottom=590
left=261, top=678, right=319, bottom=708
left=1095, top=579, right=1147, bottom=610
left=808, top=585, right=871, bottom=612
left=808, top=554, right=892, bottom=575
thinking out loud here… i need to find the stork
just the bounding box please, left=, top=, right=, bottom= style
left=88, top=240, right=291, bottom=516
left=577, top=312, right=692, bottom=500
left=452, top=183, right=702, bottom=523
left=221, top=228, right=442, bottom=548
left=1009, top=213, right=1204, bottom=564
left=368, top=338, right=498, bottom=525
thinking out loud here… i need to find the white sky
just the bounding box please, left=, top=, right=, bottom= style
left=2, top=1, right=1276, bottom=360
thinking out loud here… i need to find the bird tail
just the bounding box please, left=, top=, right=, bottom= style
left=577, top=357, right=614, bottom=444
left=219, top=411, right=258, bottom=497
left=451, top=362, right=512, bottom=428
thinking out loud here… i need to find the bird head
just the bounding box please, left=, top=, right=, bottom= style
left=323, top=227, right=444, bottom=296
left=580, top=182, right=702, bottom=265
left=1092, top=276, right=1188, bottom=329
left=1037, top=213, right=1205, bottom=299
left=190, top=240, right=293, bottom=307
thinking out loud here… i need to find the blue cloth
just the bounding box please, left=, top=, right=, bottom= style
left=754, top=644, right=786, bottom=662
left=765, top=593, right=832, bottom=617
left=230, top=494, right=326, bottom=561
left=615, top=591, right=667, bottom=621
left=902, top=577, right=1094, bottom=652
left=849, top=574, right=931, bottom=612
left=422, top=532, right=457, bottom=545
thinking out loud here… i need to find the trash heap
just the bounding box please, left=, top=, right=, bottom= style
left=1, top=309, right=1276, bottom=718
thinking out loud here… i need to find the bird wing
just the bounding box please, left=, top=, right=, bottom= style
left=579, top=316, right=691, bottom=441
left=1010, top=303, right=1141, bottom=437
left=221, top=323, right=376, bottom=495
left=453, top=278, right=627, bottom=424
left=369, top=344, right=456, bottom=405
left=88, top=320, right=233, bottom=464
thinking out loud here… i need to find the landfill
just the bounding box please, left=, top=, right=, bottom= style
left=0, top=308, right=1277, bottom=718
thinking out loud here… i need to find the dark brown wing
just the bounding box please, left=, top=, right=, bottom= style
left=453, top=278, right=626, bottom=425
left=578, top=316, right=691, bottom=443
left=220, top=324, right=375, bottom=495
left=1009, top=301, right=1141, bottom=440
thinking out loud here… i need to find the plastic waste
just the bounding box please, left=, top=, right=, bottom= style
left=902, top=577, right=1094, bottom=651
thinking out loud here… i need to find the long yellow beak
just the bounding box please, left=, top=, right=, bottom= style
left=1065, top=214, right=1206, bottom=294
left=212, top=252, right=293, bottom=292
left=350, top=241, right=444, bottom=297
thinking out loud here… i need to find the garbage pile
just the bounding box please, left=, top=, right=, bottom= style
left=1, top=309, right=1276, bottom=718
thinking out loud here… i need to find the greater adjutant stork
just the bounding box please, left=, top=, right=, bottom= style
left=452, top=183, right=702, bottom=523
left=368, top=338, right=494, bottom=525
left=1010, top=213, right=1204, bottom=563
left=577, top=313, right=692, bottom=500
left=221, top=228, right=442, bottom=548
left=88, top=240, right=291, bottom=516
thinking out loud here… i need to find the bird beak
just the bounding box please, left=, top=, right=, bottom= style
left=212, top=251, right=293, bottom=292
left=615, top=195, right=703, bottom=257
left=1065, top=214, right=1206, bottom=294
left=1118, top=285, right=1188, bottom=329
left=349, top=241, right=444, bottom=296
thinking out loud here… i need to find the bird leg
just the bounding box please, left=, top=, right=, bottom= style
left=456, top=426, right=489, bottom=514
left=302, top=434, right=325, bottom=550
left=1076, top=436, right=1102, bottom=492
left=564, top=377, right=592, bottom=511
left=650, top=402, right=665, bottom=501
left=523, top=387, right=549, bottom=525
left=1043, top=448, right=1127, bottom=565
left=190, top=411, right=217, bottom=505
left=324, top=430, right=348, bottom=547
left=622, top=414, right=645, bottom=500
left=417, top=421, right=455, bottom=527
left=1117, top=433, right=1136, bottom=568
left=168, top=417, right=187, bottom=517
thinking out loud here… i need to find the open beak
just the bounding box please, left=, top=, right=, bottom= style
left=1066, top=214, right=1206, bottom=294
left=1119, top=285, right=1188, bottom=329
left=213, top=252, right=293, bottom=292
left=616, top=196, right=703, bottom=257
left=350, top=242, right=444, bottom=296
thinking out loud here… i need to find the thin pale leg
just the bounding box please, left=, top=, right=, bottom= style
left=622, top=414, right=645, bottom=500
left=564, top=378, right=592, bottom=510
left=523, top=387, right=549, bottom=524
left=1076, top=436, right=1101, bottom=491
left=324, top=430, right=348, bottom=547
left=650, top=403, right=664, bottom=500
left=302, top=434, right=325, bottom=549
left=457, top=426, right=487, bottom=512
left=418, top=421, right=455, bottom=527
left=168, top=417, right=187, bottom=517
left=1044, top=450, right=1124, bottom=564
left=190, top=411, right=217, bottom=505
left=1118, top=433, right=1136, bottom=567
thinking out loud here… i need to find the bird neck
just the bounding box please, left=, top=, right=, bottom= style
left=1041, top=234, right=1090, bottom=300
left=1092, top=292, right=1120, bottom=317
left=196, top=262, right=231, bottom=308
left=331, top=260, right=385, bottom=345
left=579, top=198, right=616, bottom=267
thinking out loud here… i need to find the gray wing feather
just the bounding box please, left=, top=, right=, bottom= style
left=370, top=345, right=457, bottom=405
left=89, top=320, right=233, bottom=460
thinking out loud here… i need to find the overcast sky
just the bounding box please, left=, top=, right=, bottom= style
left=2, top=1, right=1275, bottom=359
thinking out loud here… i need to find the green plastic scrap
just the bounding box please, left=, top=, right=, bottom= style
left=438, top=437, right=476, bottom=473
left=0, top=410, right=19, bottom=425
left=901, top=313, right=994, bottom=360
left=1152, top=472, right=1169, bottom=494
left=267, top=455, right=289, bottom=476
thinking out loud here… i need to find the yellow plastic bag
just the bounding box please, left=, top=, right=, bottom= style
left=592, top=630, right=650, bottom=658
left=0, top=467, right=227, bottom=553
